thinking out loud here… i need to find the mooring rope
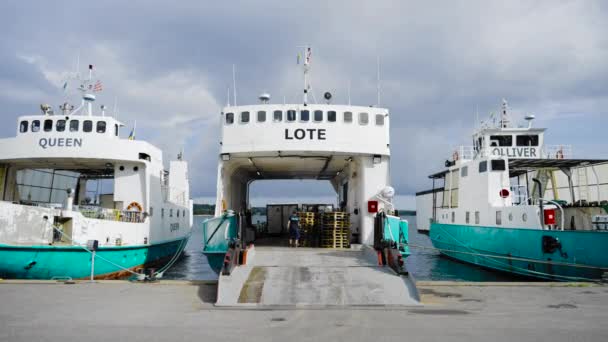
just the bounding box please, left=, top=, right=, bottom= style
left=152, top=232, right=191, bottom=278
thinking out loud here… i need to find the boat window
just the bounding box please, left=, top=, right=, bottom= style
left=257, top=111, right=266, bottom=122
left=491, top=159, right=506, bottom=171
left=475, top=211, right=480, bottom=224
left=479, top=161, right=487, bottom=173
left=177, top=209, right=180, bottom=217
left=287, top=110, right=296, bottom=122
left=240, top=111, right=250, bottom=123
left=150, top=207, right=154, bottom=217
left=139, top=153, right=151, bottom=161
left=359, top=112, right=369, bottom=125
left=516, top=135, right=539, bottom=146
left=44, top=119, right=53, bottom=132
left=461, top=166, right=468, bottom=177
left=170, top=209, right=173, bottom=217
left=225, top=113, right=234, bottom=125
left=451, top=211, right=455, bottom=223
left=19, top=121, right=28, bottom=133
left=115, top=124, right=119, bottom=136
left=508, top=213, right=513, bottom=221
left=32, top=120, right=40, bottom=132
left=97, top=121, right=106, bottom=133
left=465, top=212, right=470, bottom=224
left=328, top=111, right=337, bottom=122
left=496, top=211, right=502, bottom=225
left=183, top=209, right=185, bottom=217
left=489, top=135, right=512, bottom=147
left=375, top=114, right=385, bottom=126
left=162, top=208, right=165, bottom=218
left=83, top=120, right=93, bottom=132
left=522, top=213, right=527, bottom=222
left=314, top=110, right=323, bottom=122
left=300, top=110, right=310, bottom=122
left=69, top=120, right=79, bottom=132
left=56, top=120, right=66, bottom=132
left=344, top=112, right=353, bottom=123
left=273, top=110, right=283, bottom=122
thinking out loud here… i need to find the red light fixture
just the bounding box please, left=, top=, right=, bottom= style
left=368, top=200, right=378, bottom=213
left=499, top=189, right=510, bottom=198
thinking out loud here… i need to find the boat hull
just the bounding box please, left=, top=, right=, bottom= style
left=430, top=223, right=608, bottom=281
left=0, top=237, right=189, bottom=280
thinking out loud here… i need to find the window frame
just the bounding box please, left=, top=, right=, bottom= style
left=83, top=120, right=93, bottom=133
left=225, top=112, right=234, bottom=125
left=516, top=135, right=539, bottom=147
left=496, top=211, right=502, bottom=225
left=286, top=110, right=297, bottom=122
left=32, top=120, right=40, bottom=132
left=343, top=111, right=353, bottom=123
left=96, top=121, right=106, bottom=133
left=489, top=135, right=513, bottom=147
left=19, top=121, right=28, bottom=133
left=479, top=161, right=487, bottom=173
left=44, top=119, right=53, bottom=132
left=359, top=112, right=369, bottom=125
left=465, top=211, right=470, bottom=224
left=491, top=159, right=506, bottom=171
left=375, top=114, right=385, bottom=126
left=300, top=110, right=310, bottom=122
left=475, top=211, right=480, bottom=224
left=313, top=110, right=323, bottom=122
left=69, top=120, right=79, bottom=132
left=273, top=110, right=283, bottom=122
left=327, top=111, right=337, bottom=122
left=56, top=120, right=66, bottom=132
left=460, top=166, right=468, bottom=177
left=240, top=111, right=250, bottom=124
left=257, top=110, right=266, bottom=123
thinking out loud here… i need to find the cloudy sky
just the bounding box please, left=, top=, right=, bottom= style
left=1, top=1, right=607, bottom=209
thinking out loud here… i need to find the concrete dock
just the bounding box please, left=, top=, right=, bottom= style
left=1, top=280, right=607, bottom=341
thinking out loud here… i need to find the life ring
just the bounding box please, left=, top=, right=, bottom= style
left=556, top=149, right=564, bottom=160
left=452, top=151, right=459, bottom=161
left=127, top=201, right=143, bottom=212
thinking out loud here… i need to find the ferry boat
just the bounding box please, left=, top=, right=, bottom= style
left=200, top=49, right=417, bottom=306
left=420, top=100, right=608, bottom=281
left=0, top=66, right=193, bottom=279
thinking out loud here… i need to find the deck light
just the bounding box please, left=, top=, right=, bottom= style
left=221, top=153, right=230, bottom=161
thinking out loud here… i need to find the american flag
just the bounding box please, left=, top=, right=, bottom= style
left=93, top=80, right=103, bottom=92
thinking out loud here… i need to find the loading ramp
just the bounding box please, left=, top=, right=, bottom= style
left=216, top=245, right=420, bottom=307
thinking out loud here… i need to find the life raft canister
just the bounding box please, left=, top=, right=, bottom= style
left=127, top=201, right=143, bottom=212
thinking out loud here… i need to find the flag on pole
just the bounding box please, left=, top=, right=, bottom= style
left=93, top=80, right=103, bottom=92
left=62, top=81, right=68, bottom=92
left=128, top=121, right=136, bottom=140
left=305, top=47, right=311, bottom=65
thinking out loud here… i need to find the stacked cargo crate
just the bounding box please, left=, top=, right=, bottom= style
left=320, top=212, right=350, bottom=248
left=297, top=212, right=316, bottom=247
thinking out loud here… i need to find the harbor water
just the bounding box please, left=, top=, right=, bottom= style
left=164, top=215, right=519, bottom=281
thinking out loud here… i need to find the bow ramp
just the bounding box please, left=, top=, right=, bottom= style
left=216, top=246, right=420, bottom=307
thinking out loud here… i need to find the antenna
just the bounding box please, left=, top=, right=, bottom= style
left=226, top=87, right=231, bottom=106
left=347, top=79, right=351, bottom=105
left=376, top=55, right=381, bottom=106
left=297, top=45, right=312, bottom=105
left=232, top=64, right=237, bottom=106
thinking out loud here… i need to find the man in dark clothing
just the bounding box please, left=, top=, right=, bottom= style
left=287, top=211, right=300, bottom=247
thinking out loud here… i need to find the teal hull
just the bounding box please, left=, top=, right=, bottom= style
left=201, top=213, right=238, bottom=274
left=0, top=237, right=189, bottom=280
left=430, top=223, right=608, bottom=281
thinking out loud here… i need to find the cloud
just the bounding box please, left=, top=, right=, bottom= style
left=0, top=0, right=607, bottom=208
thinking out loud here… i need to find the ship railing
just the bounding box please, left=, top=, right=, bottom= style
left=453, top=146, right=476, bottom=161
left=77, top=205, right=145, bottom=223
left=542, top=145, right=572, bottom=160
left=510, top=185, right=529, bottom=205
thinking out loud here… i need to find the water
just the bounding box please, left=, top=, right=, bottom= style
left=164, top=215, right=518, bottom=281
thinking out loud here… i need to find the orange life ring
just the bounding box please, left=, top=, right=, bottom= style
left=127, top=201, right=143, bottom=212
left=452, top=151, right=459, bottom=161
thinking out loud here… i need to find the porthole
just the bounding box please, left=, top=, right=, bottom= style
left=134, top=166, right=139, bottom=172
left=522, top=213, right=527, bottom=222
left=119, top=166, right=125, bottom=171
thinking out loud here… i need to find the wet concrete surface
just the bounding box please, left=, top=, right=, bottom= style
left=1, top=280, right=607, bottom=342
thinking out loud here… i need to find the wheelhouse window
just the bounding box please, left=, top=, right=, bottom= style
left=479, top=161, right=487, bottom=173
left=344, top=112, right=353, bottom=123
left=56, top=120, right=66, bottom=132
left=240, top=111, right=250, bottom=123
left=516, top=135, right=539, bottom=146
left=375, top=114, right=385, bottom=126
left=257, top=111, right=266, bottom=122
left=44, top=119, right=53, bottom=132
left=359, top=112, right=369, bottom=125
left=115, top=124, right=119, bottom=136
left=273, top=110, right=283, bottom=122
left=83, top=120, right=93, bottom=132
left=314, top=110, right=323, bottom=122
left=327, top=111, right=337, bottom=122
left=287, top=110, right=296, bottom=122
left=96, top=121, right=106, bottom=133
left=32, top=120, right=40, bottom=132
left=19, top=121, right=28, bottom=133
left=300, top=110, right=310, bottom=122
left=491, top=159, right=506, bottom=171
left=461, top=166, right=468, bottom=177
left=69, top=120, right=79, bottom=132
left=489, top=135, right=512, bottom=147
left=225, top=113, right=234, bottom=125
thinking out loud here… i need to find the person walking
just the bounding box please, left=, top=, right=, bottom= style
left=287, top=210, right=300, bottom=247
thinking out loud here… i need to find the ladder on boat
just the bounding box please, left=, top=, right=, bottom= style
left=576, top=166, right=590, bottom=204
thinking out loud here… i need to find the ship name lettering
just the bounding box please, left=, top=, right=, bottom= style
left=284, top=128, right=326, bottom=140
left=39, top=138, right=83, bottom=149
left=491, top=147, right=537, bottom=158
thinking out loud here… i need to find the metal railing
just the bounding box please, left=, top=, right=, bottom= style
left=452, top=144, right=573, bottom=161
left=77, top=205, right=145, bottom=223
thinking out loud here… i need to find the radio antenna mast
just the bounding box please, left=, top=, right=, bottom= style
left=232, top=64, right=237, bottom=106
left=297, top=45, right=312, bottom=105
left=376, top=55, right=381, bottom=106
